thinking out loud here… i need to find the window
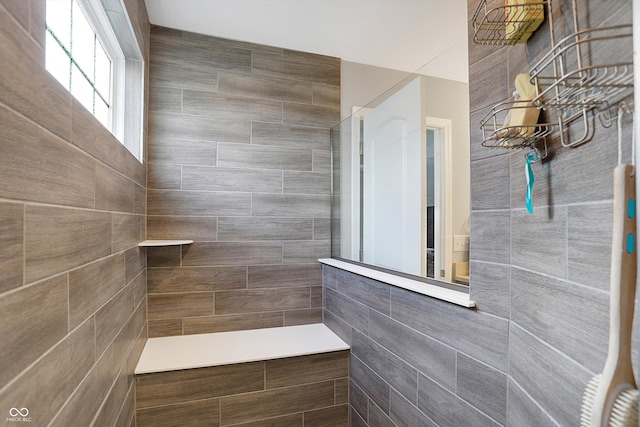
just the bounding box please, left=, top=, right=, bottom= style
left=45, top=0, right=144, bottom=162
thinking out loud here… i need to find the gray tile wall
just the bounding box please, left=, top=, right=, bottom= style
left=146, top=26, right=339, bottom=337
left=135, top=351, right=349, bottom=426
left=323, top=0, right=632, bottom=425
left=0, top=0, right=149, bottom=426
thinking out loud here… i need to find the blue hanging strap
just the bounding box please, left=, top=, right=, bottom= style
left=525, top=153, right=535, bottom=214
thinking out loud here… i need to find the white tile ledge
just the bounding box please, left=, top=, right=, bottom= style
left=319, top=258, right=476, bottom=309
left=135, top=324, right=350, bottom=375
left=138, top=239, right=193, bottom=247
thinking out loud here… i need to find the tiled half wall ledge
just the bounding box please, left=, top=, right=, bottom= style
left=319, top=258, right=476, bottom=308
left=134, top=324, right=350, bottom=426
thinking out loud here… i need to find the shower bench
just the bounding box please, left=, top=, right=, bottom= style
left=134, top=324, right=350, bottom=426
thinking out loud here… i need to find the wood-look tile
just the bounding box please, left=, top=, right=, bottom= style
left=350, top=355, right=389, bottom=414
left=283, top=171, right=330, bottom=195
left=469, top=261, right=510, bottom=318
left=96, top=284, right=136, bottom=356
left=312, top=149, right=330, bottom=173
left=148, top=319, right=183, bottom=338
left=470, top=154, right=510, bottom=210
left=0, top=274, right=68, bottom=387
left=251, top=50, right=340, bottom=86
left=284, top=308, right=322, bottom=326
left=351, top=331, right=417, bottom=404
left=469, top=210, right=510, bottom=264
left=509, top=324, right=592, bottom=427
left=456, top=353, right=507, bottom=424
left=136, top=398, right=220, bottom=427
left=183, top=90, right=283, bottom=123
left=68, top=253, right=126, bottom=329
left=71, top=100, right=138, bottom=182
left=335, top=269, right=390, bottom=315
left=368, top=403, right=396, bottom=427
left=391, top=286, right=509, bottom=371
left=248, top=264, right=321, bottom=288
left=147, top=246, right=181, bottom=267
left=0, top=6, right=72, bottom=139
left=507, top=379, right=559, bottom=427
left=112, top=213, right=145, bottom=253
left=147, top=190, right=251, bottom=216
left=148, top=137, right=217, bottom=165
left=182, top=242, right=282, bottom=267
left=567, top=203, right=613, bottom=290
left=148, top=292, right=213, bottom=320
left=24, top=205, right=111, bottom=283
left=369, top=310, right=456, bottom=392
left=215, top=288, right=310, bottom=315
left=511, top=267, right=608, bottom=372
left=283, top=103, right=340, bottom=129
left=134, top=183, right=145, bottom=214
left=349, top=380, right=368, bottom=424
left=3, top=0, right=29, bottom=30
left=135, top=362, right=265, bottom=409
left=0, top=201, right=24, bottom=293
left=118, top=384, right=136, bottom=427
left=282, top=240, right=330, bottom=264
left=252, top=194, right=330, bottom=217
left=468, top=48, right=508, bottom=112
left=389, top=390, right=437, bottom=427
left=125, top=246, right=146, bottom=284
left=92, top=365, right=130, bottom=427
left=304, top=405, right=348, bottom=427
left=149, top=55, right=219, bottom=93
left=219, top=218, right=312, bottom=241
left=182, top=166, right=283, bottom=193
left=351, top=407, right=367, bottom=427
left=0, top=318, right=95, bottom=425
left=251, top=122, right=330, bottom=150
left=151, top=27, right=252, bottom=74
left=183, top=312, right=284, bottom=335
left=511, top=207, right=567, bottom=277
left=0, top=104, right=94, bottom=208
left=147, top=215, right=218, bottom=241
left=48, top=335, right=119, bottom=427
left=324, top=288, right=369, bottom=335
left=313, top=219, right=331, bottom=240
left=266, top=351, right=348, bottom=389
left=217, top=142, right=312, bottom=171
left=218, top=72, right=312, bottom=103
left=149, top=112, right=250, bottom=145
left=225, top=413, right=302, bottom=427
left=148, top=266, right=246, bottom=293
left=335, top=378, right=349, bottom=405
left=322, top=310, right=352, bottom=345
left=149, top=85, right=182, bottom=113
left=132, top=269, right=146, bottom=307
left=147, top=162, right=181, bottom=189
left=312, top=83, right=340, bottom=107
left=310, top=286, right=322, bottom=308
left=220, top=380, right=335, bottom=425
left=29, top=0, right=46, bottom=47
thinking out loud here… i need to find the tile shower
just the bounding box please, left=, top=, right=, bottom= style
left=0, top=0, right=635, bottom=426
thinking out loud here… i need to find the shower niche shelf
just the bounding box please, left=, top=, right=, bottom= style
left=472, top=0, right=547, bottom=46
left=138, top=240, right=194, bottom=247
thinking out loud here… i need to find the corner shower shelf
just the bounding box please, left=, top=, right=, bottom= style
left=472, top=0, right=547, bottom=46
left=138, top=240, right=194, bottom=247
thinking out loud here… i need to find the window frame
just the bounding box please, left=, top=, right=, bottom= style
left=45, top=0, right=144, bottom=162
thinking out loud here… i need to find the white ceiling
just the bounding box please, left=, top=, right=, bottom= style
left=144, top=0, right=469, bottom=82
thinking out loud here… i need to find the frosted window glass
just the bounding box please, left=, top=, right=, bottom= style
left=71, top=65, right=94, bottom=113
left=45, top=32, right=71, bottom=90
left=46, top=0, right=71, bottom=50
left=71, top=0, right=95, bottom=79
left=94, top=98, right=109, bottom=128
left=95, top=42, right=111, bottom=98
